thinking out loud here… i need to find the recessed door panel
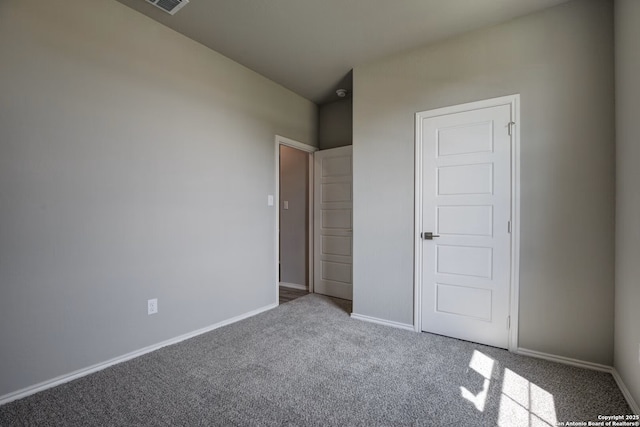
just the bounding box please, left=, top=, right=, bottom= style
left=435, top=283, right=492, bottom=321
left=437, top=163, right=493, bottom=195
left=437, top=206, right=493, bottom=236
left=322, top=156, right=351, bottom=177
left=322, top=236, right=352, bottom=256
left=437, top=122, right=493, bottom=156
left=322, top=209, right=351, bottom=229
left=437, top=245, right=493, bottom=279
left=321, top=183, right=352, bottom=203
left=322, top=261, right=352, bottom=284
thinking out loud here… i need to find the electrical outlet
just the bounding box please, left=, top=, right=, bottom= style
left=147, top=298, right=158, bottom=315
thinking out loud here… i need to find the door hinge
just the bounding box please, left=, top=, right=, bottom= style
left=507, top=316, right=511, bottom=330
left=508, top=121, right=516, bottom=136
left=508, top=221, right=511, bottom=234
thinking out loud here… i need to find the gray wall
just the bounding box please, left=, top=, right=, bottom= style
left=614, top=0, right=640, bottom=408
left=319, top=98, right=353, bottom=150
left=352, top=0, right=615, bottom=364
left=279, top=146, right=309, bottom=287
left=0, top=0, right=317, bottom=397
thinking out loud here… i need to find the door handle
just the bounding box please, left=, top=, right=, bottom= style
left=421, top=232, right=440, bottom=240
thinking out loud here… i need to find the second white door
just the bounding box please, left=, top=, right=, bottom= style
left=418, top=101, right=513, bottom=349
left=314, top=146, right=353, bottom=300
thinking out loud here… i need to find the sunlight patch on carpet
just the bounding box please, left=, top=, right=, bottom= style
left=498, top=368, right=558, bottom=427
left=460, top=350, right=494, bottom=412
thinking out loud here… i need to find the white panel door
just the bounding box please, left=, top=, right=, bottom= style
left=314, top=146, right=353, bottom=300
left=419, top=104, right=512, bottom=348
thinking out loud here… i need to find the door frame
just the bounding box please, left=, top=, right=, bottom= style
left=413, top=94, right=521, bottom=351
left=274, top=135, right=317, bottom=304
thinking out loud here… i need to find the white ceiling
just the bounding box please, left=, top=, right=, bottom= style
left=114, top=0, right=570, bottom=104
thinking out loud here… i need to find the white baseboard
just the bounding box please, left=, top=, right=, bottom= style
left=517, top=347, right=640, bottom=414
left=0, top=302, right=278, bottom=406
left=350, top=313, right=415, bottom=331
left=611, top=368, right=640, bottom=415
left=279, top=282, right=307, bottom=291
left=517, top=347, right=613, bottom=372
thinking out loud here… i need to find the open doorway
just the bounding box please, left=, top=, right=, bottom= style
left=275, top=136, right=316, bottom=305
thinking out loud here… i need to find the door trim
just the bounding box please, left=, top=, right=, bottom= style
left=274, top=135, right=317, bottom=304
left=413, top=95, right=521, bottom=351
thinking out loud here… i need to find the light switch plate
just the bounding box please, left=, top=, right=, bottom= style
left=283, top=201, right=289, bottom=210
left=268, top=195, right=274, bottom=206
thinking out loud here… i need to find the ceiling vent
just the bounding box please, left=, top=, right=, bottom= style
left=145, top=0, right=189, bottom=15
